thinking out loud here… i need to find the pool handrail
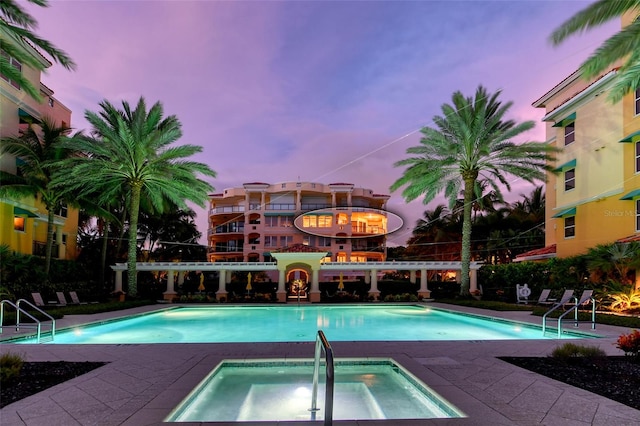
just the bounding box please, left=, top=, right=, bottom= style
left=311, top=330, right=334, bottom=425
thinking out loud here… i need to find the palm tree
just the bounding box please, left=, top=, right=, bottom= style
left=56, top=97, right=216, bottom=297
left=550, top=0, right=640, bottom=102
left=1, top=0, right=75, bottom=101
left=391, top=86, right=558, bottom=295
left=0, top=117, right=73, bottom=275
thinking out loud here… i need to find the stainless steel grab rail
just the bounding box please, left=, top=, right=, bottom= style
left=310, top=330, right=334, bottom=425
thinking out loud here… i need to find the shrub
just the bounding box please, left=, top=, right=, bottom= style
left=550, top=343, right=606, bottom=360
left=0, top=352, right=24, bottom=382
left=608, top=288, right=640, bottom=312
left=616, top=330, right=640, bottom=360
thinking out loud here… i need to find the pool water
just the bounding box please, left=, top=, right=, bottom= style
left=165, top=358, right=465, bottom=422
left=13, top=304, right=592, bottom=344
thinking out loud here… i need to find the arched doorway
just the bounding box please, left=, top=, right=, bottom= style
left=286, top=266, right=310, bottom=300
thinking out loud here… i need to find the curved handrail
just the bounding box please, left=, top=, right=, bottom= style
left=1, top=300, right=44, bottom=342
left=557, top=294, right=596, bottom=338
left=311, top=330, right=334, bottom=425
left=17, top=299, right=56, bottom=340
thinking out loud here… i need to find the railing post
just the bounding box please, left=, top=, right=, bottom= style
left=310, top=330, right=334, bottom=425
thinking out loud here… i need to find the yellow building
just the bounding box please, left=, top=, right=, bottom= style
left=532, top=12, right=640, bottom=258
left=0, top=31, right=78, bottom=260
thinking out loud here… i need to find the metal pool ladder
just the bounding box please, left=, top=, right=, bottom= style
left=310, top=330, right=335, bottom=425
left=0, top=299, right=56, bottom=343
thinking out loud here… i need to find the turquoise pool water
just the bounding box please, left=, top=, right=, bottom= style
left=165, top=358, right=465, bottom=422
left=13, top=304, right=592, bottom=344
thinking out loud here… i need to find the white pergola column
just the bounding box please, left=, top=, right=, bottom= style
left=368, top=269, right=379, bottom=300
left=309, top=268, right=320, bottom=302
left=114, top=270, right=123, bottom=293
left=409, top=270, right=416, bottom=283
left=216, top=270, right=227, bottom=298
left=163, top=270, right=177, bottom=301
left=276, top=269, right=287, bottom=302
left=55, top=225, right=64, bottom=259
left=470, top=269, right=478, bottom=293
left=418, top=269, right=431, bottom=299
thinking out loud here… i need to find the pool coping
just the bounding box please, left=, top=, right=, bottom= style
left=1, top=302, right=639, bottom=425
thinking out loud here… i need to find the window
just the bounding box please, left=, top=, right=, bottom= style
left=636, top=88, right=640, bottom=116
left=280, top=216, right=292, bottom=227
left=636, top=142, right=640, bottom=173
left=57, top=203, right=68, bottom=217
left=1, top=50, right=22, bottom=89
left=48, top=97, right=54, bottom=107
left=14, top=216, right=25, bottom=231
left=637, top=200, right=640, bottom=232
left=303, top=216, right=317, bottom=227
left=317, top=215, right=331, bottom=227
left=265, top=216, right=278, bottom=227
left=317, top=236, right=331, bottom=247
left=564, top=122, right=575, bottom=145
left=264, top=236, right=277, bottom=247
left=279, top=236, right=292, bottom=247
left=564, top=168, right=575, bottom=191
left=564, top=216, right=576, bottom=238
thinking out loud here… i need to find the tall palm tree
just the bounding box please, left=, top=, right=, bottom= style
left=391, top=86, right=558, bottom=295
left=0, top=117, right=73, bottom=275
left=550, top=0, right=640, bottom=102
left=55, top=97, right=216, bottom=297
left=1, top=0, right=75, bottom=101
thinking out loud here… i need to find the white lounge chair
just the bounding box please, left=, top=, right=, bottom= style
left=31, top=292, right=61, bottom=307
left=536, top=289, right=554, bottom=305
left=552, top=289, right=575, bottom=308
left=564, top=289, right=594, bottom=310
left=56, top=291, right=69, bottom=306
left=69, top=291, right=92, bottom=305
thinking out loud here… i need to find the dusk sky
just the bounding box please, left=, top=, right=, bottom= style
left=27, top=0, right=617, bottom=246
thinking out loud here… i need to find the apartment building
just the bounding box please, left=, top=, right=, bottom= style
left=0, top=32, right=78, bottom=259
left=531, top=12, right=640, bottom=258
left=207, top=182, right=390, bottom=268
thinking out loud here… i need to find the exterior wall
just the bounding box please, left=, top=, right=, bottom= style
left=0, top=37, right=78, bottom=260
left=208, top=182, right=389, bottom=274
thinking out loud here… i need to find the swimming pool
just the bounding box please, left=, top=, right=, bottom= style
left=165, top=358, right=465, bottom=422
left=11, top=304, right=594, bottom=344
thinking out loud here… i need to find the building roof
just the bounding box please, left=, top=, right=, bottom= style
left=617, top=234, right=640, bottom=243
left=513, top=244, right=557, bottom=262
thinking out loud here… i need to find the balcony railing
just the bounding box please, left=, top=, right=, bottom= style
left=265, top=203, right=296, bottom=210
left=209, top=223, right=244, bottom=234
left=300, top=203, right=331, bottom=210
left=210, top=206, right=245, bottom=215
left=32, top=241, right=59, bottom=257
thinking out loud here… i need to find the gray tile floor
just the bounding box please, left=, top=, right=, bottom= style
left=1, top=303, right=639, bottom=425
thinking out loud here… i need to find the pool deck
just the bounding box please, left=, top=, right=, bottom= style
left=1, top=302, right=639, bottom=426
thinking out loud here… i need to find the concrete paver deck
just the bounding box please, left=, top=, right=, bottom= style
left=1, top=303, right=638, bottom=425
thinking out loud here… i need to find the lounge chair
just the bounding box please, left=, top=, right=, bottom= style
left=516, top=283, right=532, bottom=304
left=551, top=289, right=575, bottom=308
left=69, top=291, right=94, bottom=305
left=564, top=289, right=594, bottom=310
left=56, top=291, right=69, bottom=306
left=31, top=292, right=61, bottom=307
left=536, top=289, right=554, bottom=305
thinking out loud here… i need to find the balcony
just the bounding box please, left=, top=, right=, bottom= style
left=210, top=206, right=245, bottom=215
left=300, top=203, right=331, bottom=211
left=209, top=222, right=244, bottom=234
left=265, top=203, right=295, bottom=210
left=33, top=241, right=59, bottom=257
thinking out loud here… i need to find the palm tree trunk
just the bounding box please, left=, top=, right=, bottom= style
left=127, top=186, right=141, bottom=297
left=44, top=208, right=55, bottom=277
left=460, top=175, right=476, bottom=295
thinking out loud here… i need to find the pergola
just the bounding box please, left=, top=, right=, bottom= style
left=111, top=258, right=483, bottom=302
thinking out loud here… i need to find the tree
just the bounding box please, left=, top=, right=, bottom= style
left=550, top=0, right=640, bottom=102
left=0, top=0, right=75, bottom=100
left=390, top=86, right=558, bottom=295
left=55, top=97, right=216, bottom=297
left=0, top=118, right=74, bottom=275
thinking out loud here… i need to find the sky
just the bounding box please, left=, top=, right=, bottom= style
left=26, top=0, right=618, bottom=246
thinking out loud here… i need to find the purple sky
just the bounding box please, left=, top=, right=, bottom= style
left=28, top=0, right=617, bottom=246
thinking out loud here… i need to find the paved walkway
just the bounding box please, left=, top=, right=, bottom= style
left=1, top=303, right=639, bottom=425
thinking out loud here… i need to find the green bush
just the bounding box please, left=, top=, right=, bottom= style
left=0, top=352, right=24, bottom=383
